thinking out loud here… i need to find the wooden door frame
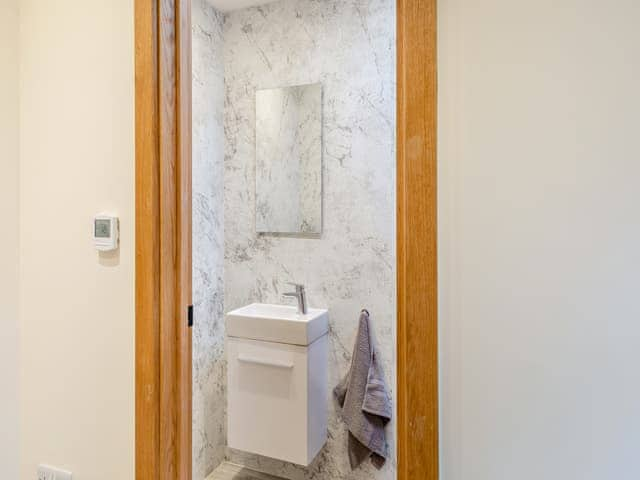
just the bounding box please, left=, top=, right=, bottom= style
left=134, top=0, right=437, bottom=478
left=396, top=1, right=439, bottom=479
left=135, top=0, right=192, bottom=478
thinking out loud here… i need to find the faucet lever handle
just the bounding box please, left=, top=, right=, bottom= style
left=283, top=283, right=308, bottom=314
left=286, top=282, right=305, bottom=292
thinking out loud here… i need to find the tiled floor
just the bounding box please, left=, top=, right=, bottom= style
left=206, top=462, right=284, bottom=480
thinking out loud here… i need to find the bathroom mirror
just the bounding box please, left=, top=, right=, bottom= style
left=255, top=83, right=322, bottom=234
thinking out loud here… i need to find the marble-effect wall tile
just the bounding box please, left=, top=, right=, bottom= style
left=192, top=1, right=225, bottom=478
left=224, top=1, right=396, bottom=479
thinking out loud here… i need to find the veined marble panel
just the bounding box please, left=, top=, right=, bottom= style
left=223, top=1, right=396, bottom=479
left=193, top=1, right=226, bottom=478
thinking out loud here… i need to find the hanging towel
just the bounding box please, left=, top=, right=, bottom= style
left=334, top=309, right=392, bottom=470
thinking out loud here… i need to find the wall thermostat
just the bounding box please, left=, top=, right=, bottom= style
left=93, top=214, right=119, bottom=251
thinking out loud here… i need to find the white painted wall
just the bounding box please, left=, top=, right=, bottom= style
left=0, top=0, right=20, bottom=478
left=19, top=1, right=135, bottom=479
left=439, top=1, right=640, bottom=479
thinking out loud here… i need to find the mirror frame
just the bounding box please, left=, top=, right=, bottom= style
left=255, top=83, right=323, bottom=235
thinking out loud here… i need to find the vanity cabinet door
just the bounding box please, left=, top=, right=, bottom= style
left=227, top=335, right=327, bottom=466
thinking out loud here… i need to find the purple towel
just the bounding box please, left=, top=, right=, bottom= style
left=334, top=310, right=392, bottom=470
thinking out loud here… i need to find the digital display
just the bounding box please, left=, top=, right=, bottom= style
left=95, top=219, right=111, bottom=238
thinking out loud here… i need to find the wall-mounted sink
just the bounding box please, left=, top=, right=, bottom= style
left=226, top=302, right=328, bottom=346
left=226, top=302, right=329, bottom=465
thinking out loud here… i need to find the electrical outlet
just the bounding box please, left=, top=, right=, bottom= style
left=37, top=465, right=72, bottom=480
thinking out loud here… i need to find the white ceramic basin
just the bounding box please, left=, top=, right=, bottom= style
left=226, top=303, right=329, bottom=346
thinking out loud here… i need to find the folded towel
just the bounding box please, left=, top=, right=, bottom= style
left=334, top=310, right=392, bottom=470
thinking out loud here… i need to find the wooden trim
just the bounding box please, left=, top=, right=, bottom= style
left=135, top=0, right=160, bottom=476
left=135, top=0, right=192, bottom=478
left=397, top=0, right=439, bottom=479
left=135, top=0, right=435, bottom=478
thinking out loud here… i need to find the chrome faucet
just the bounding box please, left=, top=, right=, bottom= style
left=282, top=283, right=308, bottom=314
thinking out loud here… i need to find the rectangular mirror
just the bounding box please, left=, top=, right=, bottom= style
left=255, top=83, right=322, bottom=234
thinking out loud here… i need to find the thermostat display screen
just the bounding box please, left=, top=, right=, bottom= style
left=95, top=219, right=111, bottom=238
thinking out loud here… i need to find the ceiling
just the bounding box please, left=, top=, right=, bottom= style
left=207, top=0, right=278, bottom=12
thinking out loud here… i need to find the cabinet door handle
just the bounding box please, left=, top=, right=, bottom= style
left=238, top=355, right=294, bottom=369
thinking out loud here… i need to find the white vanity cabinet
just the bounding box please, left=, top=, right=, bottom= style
left=226, top=303, right=329, bottom=466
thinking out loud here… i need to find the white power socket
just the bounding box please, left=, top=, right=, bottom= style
left=37, top=465, right=72, bottom=480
